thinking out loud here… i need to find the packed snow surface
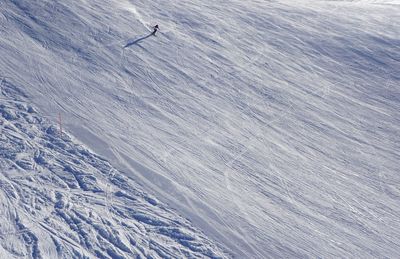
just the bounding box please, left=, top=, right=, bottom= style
left=1, top=0, right=399, bottom=258
left=0, top=81, right=227, bottom=257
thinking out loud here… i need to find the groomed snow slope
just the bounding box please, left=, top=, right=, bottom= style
left=0, top=79, right=227, bottom=257
left=1, top=0, right=400, bottom=258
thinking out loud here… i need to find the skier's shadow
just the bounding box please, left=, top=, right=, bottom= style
left=124, top=33, right=153, bottom=48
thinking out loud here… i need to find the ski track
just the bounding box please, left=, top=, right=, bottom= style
left=1, top=0, right=400, bottom=258
left=0, top=80, right=227, bottom=258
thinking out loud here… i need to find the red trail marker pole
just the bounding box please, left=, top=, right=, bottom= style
left=58, top=112, right=63, bottom=136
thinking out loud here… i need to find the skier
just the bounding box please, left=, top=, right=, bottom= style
left=152, top=24, right=159, bottom=35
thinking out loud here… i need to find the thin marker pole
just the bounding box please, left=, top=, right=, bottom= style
left=59, top=112, right=63, bottom=135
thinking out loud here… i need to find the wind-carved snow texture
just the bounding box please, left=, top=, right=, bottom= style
left=0, top=81, right=227, bottom=258
left=1, top=0, right=400, bottom=258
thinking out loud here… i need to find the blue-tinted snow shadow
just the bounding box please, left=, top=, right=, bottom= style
left=124, top=33, right=153, bottom=48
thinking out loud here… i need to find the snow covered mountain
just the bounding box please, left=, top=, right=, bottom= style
left=1, top=0, right=399, bottom=258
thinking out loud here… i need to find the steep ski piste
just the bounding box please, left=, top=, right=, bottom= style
left=0, top=0, right=399, bottom=258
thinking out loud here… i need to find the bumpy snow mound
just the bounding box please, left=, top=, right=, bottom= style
left=0, top=81, right=227, bottom=258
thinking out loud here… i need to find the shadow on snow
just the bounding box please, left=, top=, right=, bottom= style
left=124, top=33, right=153, bottom=48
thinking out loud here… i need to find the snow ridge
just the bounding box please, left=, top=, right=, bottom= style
left=0, top=79, right=227, bottom=258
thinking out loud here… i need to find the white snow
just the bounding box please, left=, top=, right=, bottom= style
left=1, top=0, right=399, bottom=258
left=0, top=81, right=227, bottom=257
